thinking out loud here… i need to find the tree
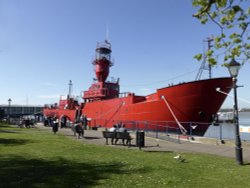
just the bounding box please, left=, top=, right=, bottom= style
left=192, top=0, right=250, bottom=66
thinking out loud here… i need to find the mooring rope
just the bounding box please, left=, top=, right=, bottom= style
left=216, top=88, right=250, bottom=104
left=161, top=95, right=187, bottom=135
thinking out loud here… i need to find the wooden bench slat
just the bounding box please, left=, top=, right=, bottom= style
left=102, top=131, right=116, bottom=138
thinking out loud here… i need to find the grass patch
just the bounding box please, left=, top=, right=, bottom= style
left=1, top=122, right=250, bottom=188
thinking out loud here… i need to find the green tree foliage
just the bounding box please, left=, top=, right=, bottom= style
left=192, top=0, right=250, bottom=65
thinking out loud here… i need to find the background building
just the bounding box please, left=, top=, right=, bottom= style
left=0, top=105, right=43, bottom=118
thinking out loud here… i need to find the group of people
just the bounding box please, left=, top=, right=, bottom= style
left=109, top=122, right=130, bottom=145
left=43, top=116, right=55, bottom=127
left=109, top=122, right=127, bottom=132
left=44, top=116, right=71, bottom=129
left=45, top=115, right=131, bottom=144
left=18, top=117, right=35, bottom=128
left=72, top=121, right=84, bottom=139
left=44, top=114, right=89, bottom=137
left=44, top=116, right=62, bottom=134
left=71, top=115, right=88, bottom=139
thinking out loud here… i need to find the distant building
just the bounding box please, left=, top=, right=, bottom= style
left=0, top=105, right=43, bottom=118
left=0, top=109, right=4, bottom=119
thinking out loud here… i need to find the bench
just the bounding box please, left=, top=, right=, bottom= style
left=102, top=131, right=131, bottom=146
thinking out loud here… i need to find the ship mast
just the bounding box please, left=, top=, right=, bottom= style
left=195, top=37, right=213, bottom=80
left=67, top=80, right=73, bottom=99
left=207, top=37, right=213, bottom=79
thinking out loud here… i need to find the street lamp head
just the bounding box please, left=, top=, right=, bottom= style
left=8, top=98, right=12, bottom=105
left=227, top=58, right=241, bottom=78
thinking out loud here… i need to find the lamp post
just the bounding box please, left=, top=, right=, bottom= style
left=8, top=98, right=12, bottom=124
left=227, top=58, right=243, bottom=165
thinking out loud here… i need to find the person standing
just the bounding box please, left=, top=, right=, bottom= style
left=80, top=115, right=88, bottom=130
left=52, top=119, right=59, bottom=134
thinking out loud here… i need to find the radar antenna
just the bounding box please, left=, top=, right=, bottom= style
left=106, top=24, right=110, bottom=42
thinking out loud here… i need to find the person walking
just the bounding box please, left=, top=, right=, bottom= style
left=75, top=122, right=84, bottom=139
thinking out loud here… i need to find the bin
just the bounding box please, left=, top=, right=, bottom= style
left=136, top=131, right=145, bottom=147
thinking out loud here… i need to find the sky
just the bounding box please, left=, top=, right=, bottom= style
left=0, top=0, right=249, bottom=108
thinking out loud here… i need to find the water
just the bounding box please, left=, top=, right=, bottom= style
left=204, top=111, right=250, bottom=141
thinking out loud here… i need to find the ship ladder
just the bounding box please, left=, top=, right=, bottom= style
left=161, top=96, right=187, bottom=135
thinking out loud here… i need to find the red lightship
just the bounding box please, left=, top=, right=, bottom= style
left=44, top=40, right=232, bottom=135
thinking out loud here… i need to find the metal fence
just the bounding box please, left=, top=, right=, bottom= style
left=89, top=119, right=203, bottom=144
left=90, top=118, right=250, bottom=143
left=204, top=122, right=250, bottom=141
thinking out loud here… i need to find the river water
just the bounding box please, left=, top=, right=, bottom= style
left=204, top=111, right=250, bottom=141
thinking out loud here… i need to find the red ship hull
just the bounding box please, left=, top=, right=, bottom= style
left=44, top=77, right=232, bottom=135
left=44, top=40, right=233, bottom=135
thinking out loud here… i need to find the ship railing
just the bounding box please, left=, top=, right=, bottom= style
left=202, top=120, right=250, bottom=142
left=119, top=92, right=131, bottom=98
left=84, top=89, right=107, bottom=98
left=96, top=41, right=111, bottom=50
left=60, top=95, right=77, bottom=100
left=137, top=120, right=250, bottom=142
